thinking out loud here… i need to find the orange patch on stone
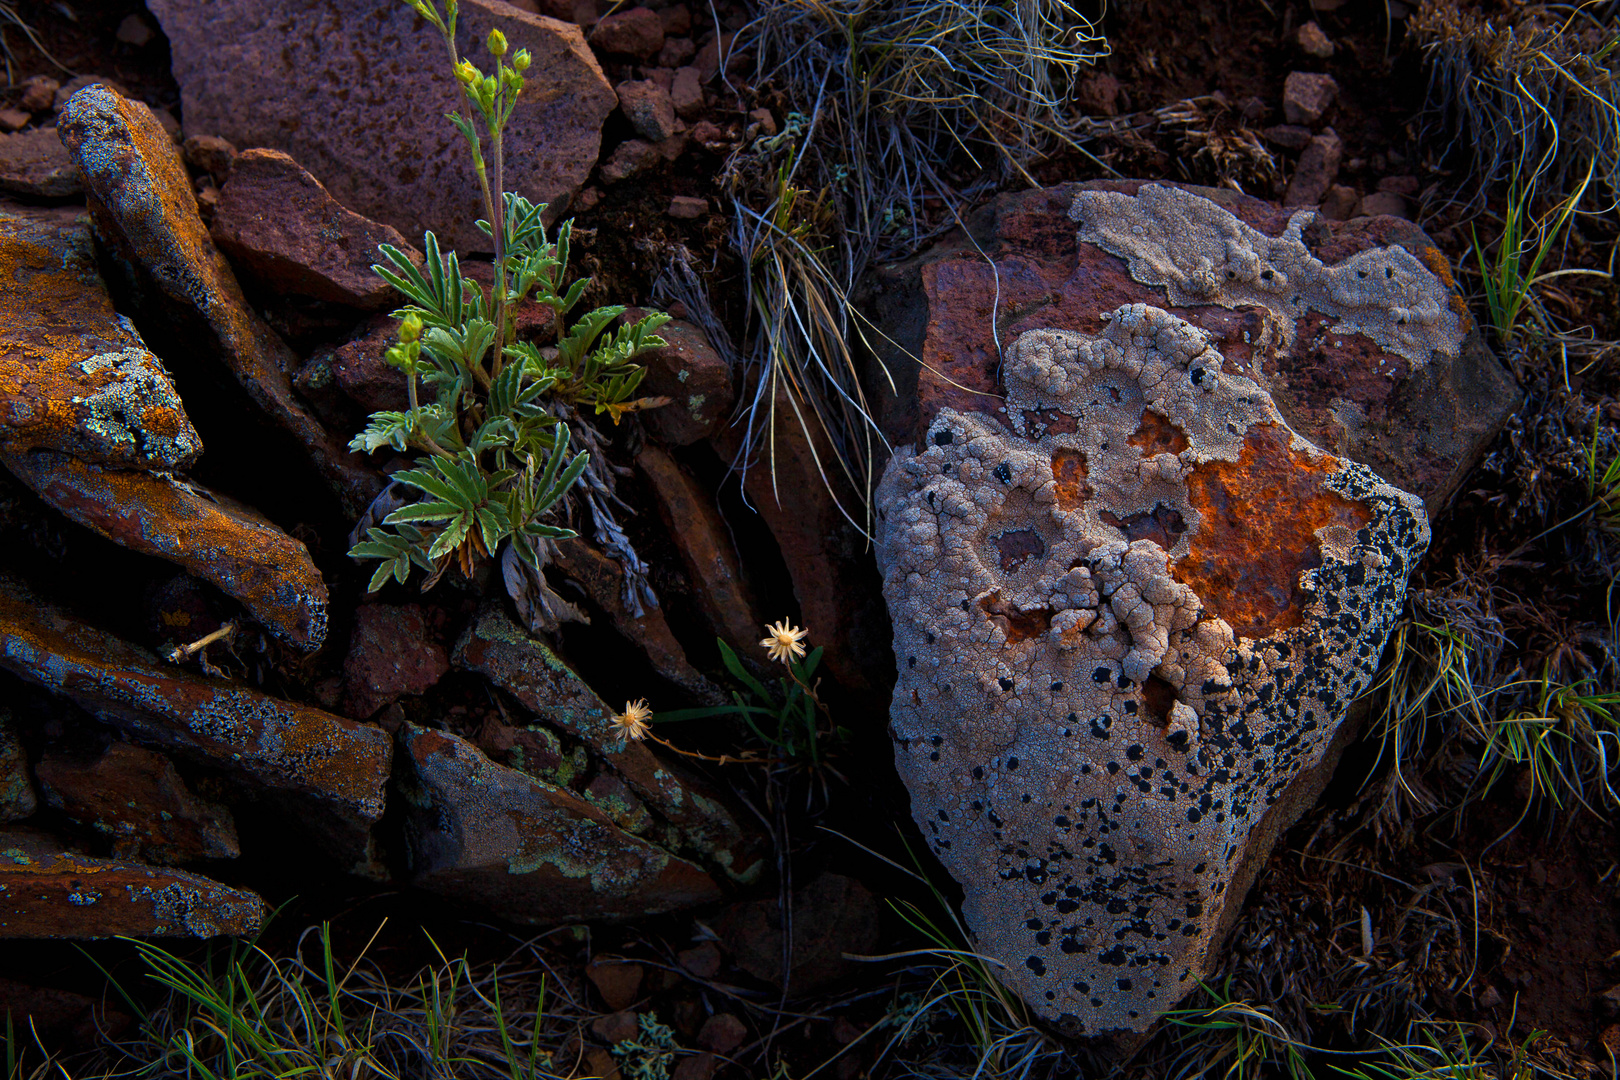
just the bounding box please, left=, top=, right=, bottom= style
left=1176, top=423, right=1370, bottom=640
left=1052, top=448, right=1092, bottom=510
left=979, top=592, right=1052, bottom=644
left=1128, top=409, right=1190, bottom=455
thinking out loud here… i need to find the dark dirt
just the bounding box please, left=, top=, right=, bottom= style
left=3, top=1, right=1620, bottom=1077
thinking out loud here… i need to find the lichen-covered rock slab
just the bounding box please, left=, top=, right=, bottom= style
left=0, top=827, right=264, bottom=937
left=35, top=742, right=240, bottom=865
left=0, top=710, right=35, bottom=823
left=455, top=606, right=763, bottom=884
left=0, top=204, right=199, bottom=470
left=401, top=726, right=724, bottom=923
left=862, top=180, right=1519, bottom=514
left=146, top=0, right=616, bottom=252
left=0, top=577, right=390, bottom=872
left=876, top=303, right=1429, bottom=1035
left=55, top=85, right=379, bottom=515
left=1, top=450, right=329, bottom=651
left=210, top=148, right=418, bottom=310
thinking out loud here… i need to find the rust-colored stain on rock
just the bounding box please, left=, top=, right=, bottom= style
left=1128, top=409, right=1190, bottom=455
left=1051, top=447, right=1091, bottom=510
left=1179, top=423, right=1370, bottom=639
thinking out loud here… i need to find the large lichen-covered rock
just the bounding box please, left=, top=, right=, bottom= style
left=0, top=827, right=264, bottom=937
left=861, top=180, right=1518, bottom=515
left=55, top=85, right=379, bottom=515
left=400, top=725, right=724, bottom=923
left=876, top=303, right=1429, bottom=1034
left=0, top=577, right=390, bottom=873
left=0, top=204, right=200, bottom=470
left=2, top=450, right=329, bottom=650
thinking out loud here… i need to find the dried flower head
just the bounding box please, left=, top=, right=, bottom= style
left=612, top=698, right=653, bottom=742
left=760, top=619, right=809, bottom=664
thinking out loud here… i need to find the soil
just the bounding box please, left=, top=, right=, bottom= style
left=3, top=1, right=1619, bottom=1078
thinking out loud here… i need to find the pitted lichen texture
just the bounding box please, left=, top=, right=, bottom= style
left=1070, top=184, right=1465, bottom=371
left=876, top=304, right=1428, bottom=1034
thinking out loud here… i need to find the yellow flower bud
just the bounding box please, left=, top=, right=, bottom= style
left=399, top=312, right=423, bottom=343
left=513, top=48, right=532, bottom=72
left=455, top=60, right=479, bottom=85
left=487, top=28, right=508, bottom=56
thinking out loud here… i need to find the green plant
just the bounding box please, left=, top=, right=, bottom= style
left=1583, top=418, right=1620, bottom=537
left=1334, top=1021, right=1548, bottom=1080
left=348, top=0, right=669, bottom=595
left=609, top=1013, right=679, bottom=1080
left=1470, top=159, right=1599, bottom=345
left=1162, top=978, right=1314, bottom=1080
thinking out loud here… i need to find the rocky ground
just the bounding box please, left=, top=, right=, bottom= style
left=1, top=1, right=1618, bottom=1078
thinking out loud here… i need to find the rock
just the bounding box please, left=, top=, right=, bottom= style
left=592, top=1010, right=641, bottom=1043
left=116, top=13, right=156, bottom=47
left=624, top=309, right=732, bottom=445
left=180, top=134, right=237, bottom=186
left=550, top=537, right=721, bottom=702
left=658, top=37, right=696, bottom=68
left=1, top=450, right=329, bottom=651
left=146, top=0, right=616, bottom=252
left=1320, top=184, right=1358, bottom=221
left=660, top=5, right=692, bottom=36
left=0, top=578, right=391, bottom=872
left=1377, top=175, right=1421, bottom=197
left=19, top=77, right=59, bottom=114
left=582, top=1047, right=622, bottom=1080
left=859, top=180, right=1520, bottom=517
left=671, top=1053, right=716, bottom=1080
left=35, top=742, right=240, bottom=864
left=1358, top=191, right=1409, bottom=219
left=586, top=958, right=645, bottom=1010
left=1075, top=74, right=1122, bottom=117
left=591, top=7, right=664, bottom=59
left=1282, top=71, right=1338, bottom=126
left=1296, top=21, right=1335, bottom=57
left=52, top=76, right=130, bottom=113
left=0, top=127, right=81, bottom=197
left=0, top=205, right=201, bottom=470
left=600, top=138, right=663, bottom=184
left=0, top=977, right=129, bottom=1046
left=0, top=109, right=30, bottom=133
left=717, top=873, right=880, bottom=991
left=0, top=709, right=36, bottom=822
left=331, top=315, right=411, bottom=413
left=1284, top=129, right=1342, bottom=207
left=746, top=109, right=777, bottom=138
left=0, top=827, right=264, bottom=937
left=710, top=386, right=889, bottom=689
left=454, top=606, right=764, bottom=882
left=668, top=195, right=706, bottom=220
left=693, top=32, right=736, bottom=82
left=617, top=80, right=677, bottom=142
left=57, top=85, right=381, bottom=516
left=670, top=67, right=704, bottom=120
left=697, top=1013, right=746, bottom=1053
left=212, top=148, right=419, bottom=309
left=875, top=298, right=1430, bottom=1034
left=635, top=445, right=768, bottom=659
left=341, top=604, right=449, bottom=718
left=399, top=725, right=723, bottom=921
left=677, top=941, right=722, bottom=978
left=1262, top=124, right=1313, bottom=151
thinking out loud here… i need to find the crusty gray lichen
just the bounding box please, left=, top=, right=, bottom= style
left=1070, top=183, right=1465, bottom=372
left=875, top=304, right=1428, bottom=1034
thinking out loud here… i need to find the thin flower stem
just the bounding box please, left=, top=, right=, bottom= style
left=647, top=733, right=761, bottom=767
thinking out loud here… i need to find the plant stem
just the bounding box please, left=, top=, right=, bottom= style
left=491, top=119, right=508, bottom=382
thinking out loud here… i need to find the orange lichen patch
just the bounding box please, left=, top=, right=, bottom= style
left=1177, top=423, right=1371, bottom=639
left=1052, top=448, right=1092, bottom=510
left=993, top=529, right=1046, bottom=571
left=1127, top=409, right=1190, bottom=455
left=3, top=450, right=327, bottom=651
left=1418, top=245, right=1457, bottom=291
left=979, top=591, right=1053, bottom=644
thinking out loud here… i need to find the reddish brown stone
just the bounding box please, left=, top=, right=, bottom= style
left=1, top=450, right=328, bottom=651
left=591, top=7, right=664, bottom=58
left=696, top=1013, right=747, bottom=1053
left=331, top=314, right=411, bottom=414
left=625, top=310, right=733, bottom=446
left=0, top=709, right=35, bottom=822
left=677, top=940, right=722, bottom=978
left=860, top=179, right=1519, bottom=515
left=717, top=872, right=879, bottom=991
left=342, top=603, right=449, bottom=718
left=181, top=134, right=237, bottom=185
left=212, top=148, right=420, bottom=309
left=591, top=1010, right=641, bottom=1043
left=0, top=578, right=390, bottom=871
left=35, top=742, right=240, bottom=864
left=0, top=827, right=265, bottom=937
left=0, top=127, right=80, bottom=197
left=636, top=447, right=768, bottom=660
left=586, top=958, right=645, bottom=1010
left=400, top=726, right=723, bottom=922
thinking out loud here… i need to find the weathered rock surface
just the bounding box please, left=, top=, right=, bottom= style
left=341, top=603, right=450, bottom=719
left=1, top=450, right=329, bottom=651
left=211, top=148, right=418, bottom=309
left=0, top=578, right=391, bottom=871
left=0, top=827, right=265, bottom=937
left=626, top=309, right=733, bottom=446
left=35, top=742, right=240, bottom=864
left=876, top=300, right=1429, bottom=1034
left=147, top=0, right=617, bottom=252
left=0, top=204, right=200, bottom=470
left=0, top=127, right=81, bottom=198
left=717, top=872, right=880, bottom=991
left=861, top=180, right=1520, bottom=516
left=0, top=709, right=36, bottom=822
left=400, top=725, right=723, bottom=922
left=56, top=85, right=380, bottom=515
left=455, top=606, right=763, bottom=883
